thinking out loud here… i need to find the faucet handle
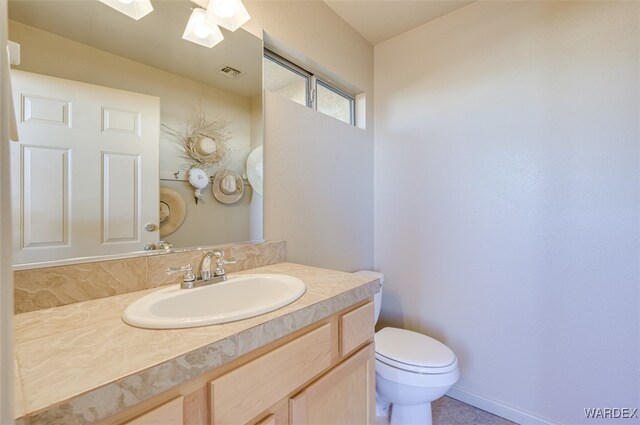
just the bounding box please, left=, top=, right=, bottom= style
left=220, top=257, right=238, bottom=265
left=212, top=251, right=237, bottom=276
left=213, top=251, right=237, bottom=264
left=213, top=251, right=238, bottom=267
left=166, top=264, right=196, bottom=288
left=165, top=264, right=192, bottom=275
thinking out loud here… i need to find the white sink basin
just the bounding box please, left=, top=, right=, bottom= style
left=122, top=274, right=306, bottom=329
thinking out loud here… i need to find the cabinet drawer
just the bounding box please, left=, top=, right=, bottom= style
left=123, top=397, right=183, bottom=425
left=339, top=302, right=374, bottom=356
left=210, top=323, right=332, bottom=424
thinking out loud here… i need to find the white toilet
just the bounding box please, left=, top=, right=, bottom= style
left=355, top=271, right=460, bottom=425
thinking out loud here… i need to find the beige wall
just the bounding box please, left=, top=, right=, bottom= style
left=249, top=94, right=264, bottom=241
left=374, top=2, right=639, bottom=423
left=9, top=20, right=256, bottom=248
left=246, top=1, right=375, bottom=271
left=0, top=0, right=15, bottom=421
left=265, top=91, right=372, bottom=271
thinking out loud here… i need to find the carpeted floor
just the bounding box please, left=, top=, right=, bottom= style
left=375, top=396, right=518, bottom=425
left=432, top=396, right=517, bottom=425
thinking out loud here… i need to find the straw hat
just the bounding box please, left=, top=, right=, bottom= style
left=159, top=187, right=187, bottom=237
left=212, top=170, right=244, bottom=204
left=246, top=146, right=263, bottom=196
left=194, top=136, right=217, bottom=156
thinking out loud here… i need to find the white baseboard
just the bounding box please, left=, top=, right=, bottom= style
left=447, top=385, right=562, bottom=425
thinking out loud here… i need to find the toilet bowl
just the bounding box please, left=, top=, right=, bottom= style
left=354, top=271, right=460, bottom=425
left=375, top=327, right=460, bottom=425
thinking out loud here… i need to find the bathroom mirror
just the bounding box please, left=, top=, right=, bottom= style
left=8, top=0, right=263, bottom=266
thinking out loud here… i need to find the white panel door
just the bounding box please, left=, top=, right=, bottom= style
left=10, top=70, right=159, bottom=264
left=21, top=145, right=70, bottom=248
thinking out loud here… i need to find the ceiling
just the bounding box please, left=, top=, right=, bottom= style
left=8, top=0, right=263, bottom=98
left=8, top=0, right=474, bottom=90
left=323, top=0, right=474, bottom=45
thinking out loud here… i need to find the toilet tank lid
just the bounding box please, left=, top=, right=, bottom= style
left=353, top=270, right=384, bottom=285
left=375, top=327, right=456, bottom=369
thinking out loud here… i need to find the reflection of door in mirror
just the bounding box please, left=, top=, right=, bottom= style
left=8, top=0, right=264, bottom=266
left=10, top=70, right=160, bottom=264
left=8, top=0, right=263, bottom=264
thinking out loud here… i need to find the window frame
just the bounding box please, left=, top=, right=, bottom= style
left=264, top=48, right=356, bottom=126
left=264, top=49, right=312, bottom=107
left=315, top=78, right=356, bottom=126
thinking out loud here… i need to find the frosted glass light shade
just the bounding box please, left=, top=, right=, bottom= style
left=99, top=0, right=153, bottom=20
left=182, top=8, right=224, bottom=48
left=205, top=0, right=250, bottom=32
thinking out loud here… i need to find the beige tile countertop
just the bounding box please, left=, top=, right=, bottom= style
left=13, top=262, right=380, bottom=425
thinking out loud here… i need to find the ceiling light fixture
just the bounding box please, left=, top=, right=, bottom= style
left=205, top=0, right=250, bottom=32
left=182, top=7, right=224, bottom=48
left=98, top=0, right=153, bottom=20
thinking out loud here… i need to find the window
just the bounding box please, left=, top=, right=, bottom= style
left=263, top=52, right=309, bottom=107
left=316, top=80, right=355, bottom=125
left=264, top=49, right=356, bottom=126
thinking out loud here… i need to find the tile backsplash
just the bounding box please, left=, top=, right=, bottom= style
left=14, top=241, right=286, bottom=314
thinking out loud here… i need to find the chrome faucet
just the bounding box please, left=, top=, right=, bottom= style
left=167, top=251, right=237, bottom=289
left=200, top=250, right=237, bottom=283
left=155, top=240, right=173, bottom=251
left=199, top=251, right=216, bottom=281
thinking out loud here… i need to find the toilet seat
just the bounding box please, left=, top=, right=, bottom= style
left=375, top=352, right=458, bottom=374
left=374, top=327, right=458, bottom=374
left=376, top=356, right=460, bottom=388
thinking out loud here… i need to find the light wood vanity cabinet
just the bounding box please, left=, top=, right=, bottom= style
left=339, top=302, right=375, bottom=357
left=289, top=344, right=375, bottom=425
left=209, top=324, right=333, bottom=424
left=124, top=397, right=184, bottom=425
left=255, top=415, right=277, bottom=425
left=115, top=300, right=375, bottom=425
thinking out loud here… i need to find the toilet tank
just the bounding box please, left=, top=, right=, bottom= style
left=354, top=270, right=384, bottom=324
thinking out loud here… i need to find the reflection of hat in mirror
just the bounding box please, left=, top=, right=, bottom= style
left=195, top=136, right=217, bottom=156
left=188, top=167, right=209, bottom=189
left=246, top=146, right=263, bottom=196
left=159, top=201, right=171, bottom=223
left=220, top=175, right=237, bottom=195
left=213, top=170, right=244, bottom=204
left=159, top=187, right=187, bottom=237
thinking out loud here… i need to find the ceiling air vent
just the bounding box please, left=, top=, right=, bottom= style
left=218, top=66, right=243, bottom=79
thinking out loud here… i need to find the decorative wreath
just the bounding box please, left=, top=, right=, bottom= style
left=163, top=110, right=231, bottom=168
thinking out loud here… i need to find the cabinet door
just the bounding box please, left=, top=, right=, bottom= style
left=289, top=343, right=375, bottom=425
